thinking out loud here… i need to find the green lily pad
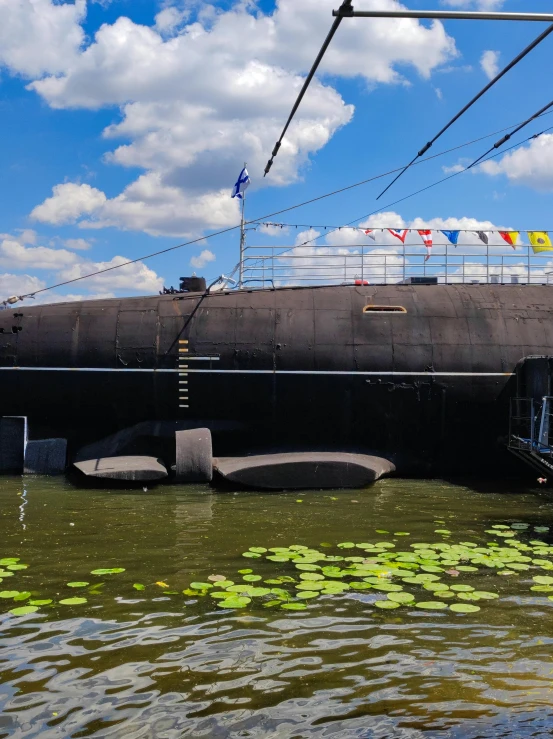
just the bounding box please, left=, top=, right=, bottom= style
left=472, top=591, right=499, bottom=600
left=247, top=588, right=272, bottom=597
left=295, top=564, right=320, bottom=571
left=511, top=523, right=530, bottom=529
left=337, top=543, right=355, bottom=549
left=281, top=603, right=307, bottom=610
left=533, top=576, right=553, bottom=585
left=0, top=591, right=19, bottom=598
left=296, top=591, right=320, bottom=599
left=455, top=566, right=479, bottom=572
left=435, top=530, right=451, bottom=535
left=211, top=591, right=230, bottom=599
left=190, top=582, right=213, bottom=590
left=266, top=555, right=290, bottom=562
left=415, top=601, right=448, bottom=610
left=450, top=603, right=480, bottom=613
left=262, top=600, right=282, bottom=607
left=67, top=582, right=89, bottom=588
left=424, top=582, right=449, bottom=592
left=59, top=597, right=87, bottom=605
left=238, top=569, right=253, bottom=574
left=299, top=573, right=324, bottom=581
left=242, top=552, right=261, bottom=559
left=9, top=606, right=38, bottom=616
left=457, top=592, right=482, bottom=601
left=29, top=599, right=52, bottom=606
left=531, top=585, right=553, bottom=593
left=374, top=601, right=400, bottom=609
left=242, top=575, right=261, bottom=582
left=132, top=583, right=145, bottom=591
left=450, top=585, right=474, bottom=592
left=217, top=596, right=251, bottom=608
left=387, top=592, right=415, bottom=604
left=535, top=527, right=550, bottom=533
left=13, top=592, right=31, bottom=601
left=394, top=532, right=410, bottom=536
left=7, top=564, right=28, bottom=571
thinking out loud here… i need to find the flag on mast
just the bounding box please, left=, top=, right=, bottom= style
left=418, top=230, right=433, bottom=261
left=231, top=167, right=251, bottom=200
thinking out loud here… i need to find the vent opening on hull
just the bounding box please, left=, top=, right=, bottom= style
left=363, top=305, right=407, bottom=314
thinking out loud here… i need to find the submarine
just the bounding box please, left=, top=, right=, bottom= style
left=0, top=277, right=551, bottom=488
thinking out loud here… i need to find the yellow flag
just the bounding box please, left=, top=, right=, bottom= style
left=529, top=232, right=553, bottom=253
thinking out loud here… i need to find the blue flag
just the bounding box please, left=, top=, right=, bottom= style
left=231, top=167, right=251, bottom=200
left=441, top=230, right=460, bottom=245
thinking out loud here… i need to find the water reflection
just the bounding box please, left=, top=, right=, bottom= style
left=1, top=477, right=553, bottom=737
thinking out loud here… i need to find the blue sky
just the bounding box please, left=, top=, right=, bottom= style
left=1, top=0, right=552, bottom=301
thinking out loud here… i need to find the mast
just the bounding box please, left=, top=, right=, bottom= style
left=239, top=161, right=247, bottom=288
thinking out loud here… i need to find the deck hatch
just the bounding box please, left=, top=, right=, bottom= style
left=363, top=305, right=407, bottom=314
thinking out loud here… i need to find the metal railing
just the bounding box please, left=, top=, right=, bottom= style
left=241, top=243, right=553, bottom=288
left=509, top=397, right=553, bottom=454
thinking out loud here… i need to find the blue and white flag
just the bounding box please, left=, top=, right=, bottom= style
left=231, top=167, right=251, bottom=200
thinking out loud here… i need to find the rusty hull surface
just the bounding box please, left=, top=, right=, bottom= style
left=0, top=283, right=549, bottom=475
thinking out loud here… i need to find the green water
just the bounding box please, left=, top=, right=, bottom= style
left=2, top=477, right=553, bottom=738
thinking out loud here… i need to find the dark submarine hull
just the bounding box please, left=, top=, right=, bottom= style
left=0, top=283, right=549, bottom=476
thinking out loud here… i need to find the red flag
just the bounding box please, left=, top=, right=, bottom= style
left=499, top=231, right=519, bottom=249
left=418, top=229, right=433, bottom=261
left=364, top=229, right=376, bottom=241
left=388, top=229, right=409, bottom=243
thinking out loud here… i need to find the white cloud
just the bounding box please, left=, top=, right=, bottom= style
left=442, top=161, right=468, bottom=174
left=0, top=235, right=80, bottom=270
left=31, top=183, right=107, bottom=226
left=64, top=238, right=92, bottom=251
left=480, top=50, right=500, bottom=80
left=0, top=232, right=164, bottom=299
left=479, top=133, right=553, bottom=191
left=22, top=0, right=456, bottom=237
left=56, top=256, right=163, bottom=293
left=0, top=0, right=85, bottom=77
left=190, top=249, right=215, bottom=269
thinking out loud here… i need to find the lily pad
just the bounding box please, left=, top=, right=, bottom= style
left=249, top=547, right=267, bottom=554
left=67, top=582, right=89, bottom=588
left=296, top=591, right=320, bottom=599
left=450, top=603, right=480, bottom=613
left=13, top=592, right=31, bottom=601
left=9, top=606, right=38, bottom=616
left=217, top=596, right=251, bottom=608
left=415, top=601, right=448, bottom=610
left=337, top=543, right=355, bottom=549
left=190, top=582, right=213, bottom=590
left=59, top=597, right=87, bottom=605
left=133, top=583, right=146, bottom=591
left=472, top=591, right=499, bottom=600
left=387, top=592, right=415, bottom=604
left=533, top=576, right=553, bottom=585
left=7, top=564, right=28, bottom=571
left=29, top=599, right=52, bottom=606
left=374, top=601, right=400, bottom=609
left=242, top=575, right=262, bottom=582
left=281, top=603, right=307, bottom=610
left=0, top=591, right=19, bottom=598
left=450, top=585, right=474, bottom=592
left=242, top=552, right=261, bottom=559
left=535, top=527, right=550, bottom=533
left=299, top=573, right=324, bottom=581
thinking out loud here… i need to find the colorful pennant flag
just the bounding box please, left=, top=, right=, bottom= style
left=475, top=231, right=489, bottom=245
left=441, top=230, right=460, bottom=245
left=364, top=229, right=376, bottom=241
left=418, top=230, right=433, bottom=261
left=499, top=231, right=519, bottom=249
left=529, top=232, right=553, bottom=253
left=389, top=229, right=409, bottom=243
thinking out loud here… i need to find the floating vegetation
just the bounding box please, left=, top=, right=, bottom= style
left=2, top=520, right=553, bottom=618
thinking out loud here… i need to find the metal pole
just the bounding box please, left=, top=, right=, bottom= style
left=333, top=9, right=553, bottom=22
left=528, top=244, right=531, bottom=284
left=238, top=163, right=246, bottom=288
left=487, top=241, right=489, bottom=284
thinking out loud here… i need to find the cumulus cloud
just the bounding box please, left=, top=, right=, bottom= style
left=20, top=0, right=456, bottom=237
left=480, top=50, right=500, bottom=80
left=479, top=133, right=553, bottom=190
left=30, top=183, right=106, bottom=226
left=0, top=232, right=164, bottom=300
left=190, top=249, right=215, bottom=269
left=64, top=238, right=92, bottom=250
left=0, top=0, right=85, bottom=77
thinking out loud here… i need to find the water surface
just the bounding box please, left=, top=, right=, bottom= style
left=1, top=477, right=553, bottom=738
